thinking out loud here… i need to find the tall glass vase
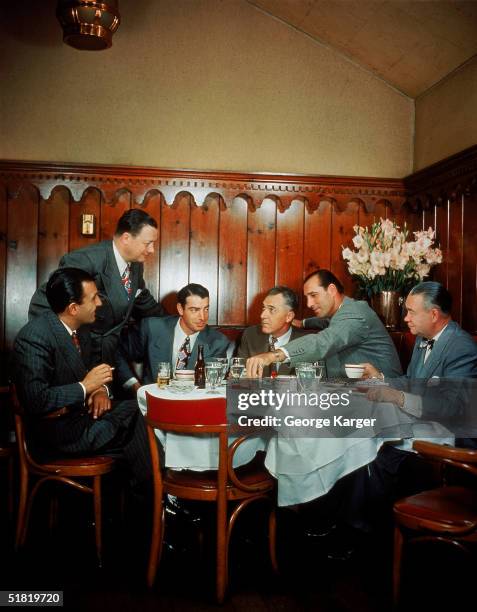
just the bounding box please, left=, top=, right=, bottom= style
left=370, top=291, right=402, bottom=331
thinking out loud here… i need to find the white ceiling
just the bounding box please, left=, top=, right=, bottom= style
left=248, top=0, right=477, bottom=98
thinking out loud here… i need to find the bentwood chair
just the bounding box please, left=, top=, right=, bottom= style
left=145, top=392, right=278, bottom=603
left=11, top=385, right=116, bottom=566
left=393, top=440, right=477, bottom=607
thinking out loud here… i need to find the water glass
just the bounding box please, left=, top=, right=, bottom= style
left=295, top=362, right=316, bottom=392
left=205, top=362, right=222, bottom=393
left=214, top=357, right=229, bottom=382
left=156, top=362, right=171, bottom=388
left=230, top=357, right=245, bottom=380
left=313, top=360, right=326, bottom=382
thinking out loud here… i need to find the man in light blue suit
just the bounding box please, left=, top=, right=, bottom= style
left=116, top=283, right=231, bottom=389
left=351, top=281, right=477, bottom=539
left=364, top=281, right=477, bottom=421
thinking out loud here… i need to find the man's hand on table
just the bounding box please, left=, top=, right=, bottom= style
left=246, top=350, right=286, bottom=378
left=88, top=388, right=112, bottom=419
left=366, top=385, right=404, bottom=407
left=361, top=363, right=383, bottom=379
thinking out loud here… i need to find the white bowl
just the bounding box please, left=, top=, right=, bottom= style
left=175, top=369, right=195, bottom=381
left=344, top=364, right=365, bottom=379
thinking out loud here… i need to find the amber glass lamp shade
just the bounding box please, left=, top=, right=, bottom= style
left=56, top=1, right=121, bottom=50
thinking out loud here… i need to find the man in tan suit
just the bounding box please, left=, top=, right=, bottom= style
left=238, top=286, right=307, bottom=376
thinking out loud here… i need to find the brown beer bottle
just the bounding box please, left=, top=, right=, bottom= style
left=194, top=344, right=206, bottom=388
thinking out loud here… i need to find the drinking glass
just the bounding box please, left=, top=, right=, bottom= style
left=156, top=362, right=171, bottom=388
left=313, top=360, right=326, bottom=382
left=205, top=362, right=223, bottom=394
left=214, top=357, right=229, bottom=383
left=295, top=363, right=316, bottom=392
left=230, top=357, right=246, bottom=380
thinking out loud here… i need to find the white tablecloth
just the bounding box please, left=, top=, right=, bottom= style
left=137, top=382, right=454, bottom=507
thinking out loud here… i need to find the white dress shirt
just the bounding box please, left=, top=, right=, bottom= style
left=112, top=241, right=129, bottom=277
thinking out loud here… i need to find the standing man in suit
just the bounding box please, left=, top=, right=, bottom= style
left=14, top=268, right=152, bottom=491
left=28, top=209, right=165, bottom=366
left=238, top=286, right=307, bottom=376
left=246, top=269, right=402, bottom=379
left=116, top=283, right=231, bottom=389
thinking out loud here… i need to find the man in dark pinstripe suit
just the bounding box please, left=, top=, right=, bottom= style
left=14, top=267, right=152, bottom=490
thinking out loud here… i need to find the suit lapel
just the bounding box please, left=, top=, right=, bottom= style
left=152, top=316, right=176, bottom=367
left=420, top=322, right=456, bottom=378
left=47, top=312, right=87, bottom=380
left=100, top=241, right=129, bottom=319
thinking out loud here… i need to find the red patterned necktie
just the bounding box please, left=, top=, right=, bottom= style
left=269, top=336, right=278, bottom=377
left=176, top=336, right=191, bottom=370
left=71, top=331, right=82, bottom=355
left=121, top=263, right=132, bottom=298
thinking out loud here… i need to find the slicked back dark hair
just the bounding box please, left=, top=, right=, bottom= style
left=177, top=283, right=209, bottom=307
left=114, top=209, right=157, bottom=237
left=46, top=267, right=95, bottom=314
left=304, top=269, right=344, bottom=294
left=266, top=286, right=298, bottom=312
left=409, top=281, right=452, bottom=315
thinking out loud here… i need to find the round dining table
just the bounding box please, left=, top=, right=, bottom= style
left=137, top=380, right=454, bottom=507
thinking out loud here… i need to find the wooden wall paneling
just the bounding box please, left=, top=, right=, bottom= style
left=433, top=200, right=449, bottom=289
left=446, top=195, right=464, bottom=324
left=275, top=200, right=304, bottom=304
left=217, top=197, right=248, bottom=325
left=101, top=190, right=130, bottom=240
left=190, top=197, right=220, bottom=324
left=304, top=201, right=332, bottom=272
left=246, top=198, right=276, bottom=324
left=37, top=187, right=70, bottom=286
left=5, top=183, right=39, bottom=349
left=303, top=200, right=332, bottom=319
left=69, top=188, right=102, bottom=252
left=358, top=200, right=388, bottom=229
left=135, top=192, right=162, bottom=302
left=461, top=194, right=477, bottom=333
left=331, top=200, right=359, bottom=296
left=159, top=194, right=191, bottom=315
left=0, top=184, right=7, bottom=352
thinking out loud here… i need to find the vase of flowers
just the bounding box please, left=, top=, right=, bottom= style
left=342, top=218, right=442, bottom=330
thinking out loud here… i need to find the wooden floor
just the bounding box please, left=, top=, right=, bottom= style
left=0, top=467, right=473, bottom=611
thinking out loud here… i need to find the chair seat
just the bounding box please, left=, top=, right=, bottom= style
left=164, top=460, right=274, bottom=501
left=0, top=444, right=14, bottom=458
left=39, top=455, right=116, bottom=477
left=394, top=486, right=477, bottom=533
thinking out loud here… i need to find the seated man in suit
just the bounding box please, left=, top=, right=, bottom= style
left=238, top=286, right=307, bottom=376
left=117, top=283, right=231, bottom=390
left=334, top=281, right=477, bottom=542
left=363, top=281, right=477, bottom=439
left=14, top=268, right=152, bottom=492
left=28, top=209, right=165, bottom=366
left=246, top=269, right=402, bottom=379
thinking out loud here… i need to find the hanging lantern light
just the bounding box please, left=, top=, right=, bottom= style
left=56, top=1, right=121, bottom=51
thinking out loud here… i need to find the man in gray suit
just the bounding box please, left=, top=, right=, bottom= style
left=28, top=209, right=164, bottom=366
left=238, top=286, right=307, bottom=376
left=117, top=283, right=230, bottom=389
left=363, top=281, right=477, bottom=430
left=246, top=269, right=402, bottom=379
left=14, top=268, right=152, bottom=490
